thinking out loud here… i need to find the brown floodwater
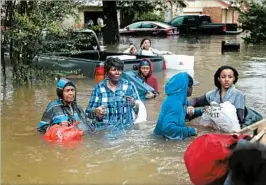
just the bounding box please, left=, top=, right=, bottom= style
left=1, top=34, right=266, bottom=185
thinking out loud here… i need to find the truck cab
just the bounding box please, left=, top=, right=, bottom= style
left=169, top=15, right=237, bottom=35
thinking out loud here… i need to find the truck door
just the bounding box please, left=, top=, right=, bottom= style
left=183, top=16, right=197, bottom=33
left=169, top=16, right=184, bottom=33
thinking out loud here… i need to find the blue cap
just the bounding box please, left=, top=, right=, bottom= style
left=140, top=60, right=150, bottom=67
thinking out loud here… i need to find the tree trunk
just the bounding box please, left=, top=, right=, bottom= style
left=1, top=46, right=6, bottom=79
left=102, top=1, right=120, bottom=45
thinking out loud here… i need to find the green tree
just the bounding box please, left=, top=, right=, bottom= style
left=101, top=0, right=166, bottom=44
left=1, top=0, right=81, bottom=83
left=133, top=12, right=165, bottom=22
left=118, top=0, right=165, bottom=27
left=238, top=0, right=266, bottom=43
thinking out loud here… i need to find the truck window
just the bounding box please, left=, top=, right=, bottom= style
left=170, top=16, right=184, bottom=26
left=183, top=17, right=196, bottom=25
left=41, top=30, right=99, bottom=53
left=200, top=16, right=212, bottom=24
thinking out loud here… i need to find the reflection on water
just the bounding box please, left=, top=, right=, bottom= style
left=1, top=34, right=266, bottom=184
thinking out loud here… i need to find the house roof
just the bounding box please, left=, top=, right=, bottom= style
left=220, top=0, right=230, bottom=7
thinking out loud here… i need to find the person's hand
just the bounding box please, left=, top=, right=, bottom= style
left=167, top=51, right=173, bottom=55
left=145, top=91, right=155, bottom=99
left=141, top=43, right=145, bottom=49
left=194, top=128, right=198, bottom=136
left=94, top=105, right=105, bottom=118
left=187, top=106, right=195, bottom=117
left=125, top=96, right=135, bottom=106
left=60, top=121, right=70, bottom=127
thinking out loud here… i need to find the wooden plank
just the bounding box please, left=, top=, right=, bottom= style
left=250, top=129, right=266, bottom=143
left=237, top=119, right=266, bottom=134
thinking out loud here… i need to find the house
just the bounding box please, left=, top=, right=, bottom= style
left=163, top=0, right=188, bottom=22
left=62, top=0, right=122, bottom=29
left=182, top=0, right=240, bottom=24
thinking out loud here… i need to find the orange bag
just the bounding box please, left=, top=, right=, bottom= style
left=43, top=122, right=84, bottom=141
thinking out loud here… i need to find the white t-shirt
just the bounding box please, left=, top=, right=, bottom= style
left=139, top=48, right=169, bottom=56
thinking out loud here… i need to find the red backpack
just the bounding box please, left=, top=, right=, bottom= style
left=184, top=133, right=250, bottom=185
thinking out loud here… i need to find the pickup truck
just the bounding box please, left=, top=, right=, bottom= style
left=168, top=15, right=238, bottom=35
left=31, top=29, right=164, bottom=78
left=37, top=50, right=164, bottom=78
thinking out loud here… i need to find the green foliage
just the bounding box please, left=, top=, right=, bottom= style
left=133, top=12, right=165, bottom=22
left=238, top=1, right=266, bottom=44
left=118, top=0, right=164, bottom=23
left=1, top=0, right=82, bottom=83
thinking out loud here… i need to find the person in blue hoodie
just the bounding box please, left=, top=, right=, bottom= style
left=37, top=78, right=94, bottom=133
left=153, top=72, right=201, bottom=140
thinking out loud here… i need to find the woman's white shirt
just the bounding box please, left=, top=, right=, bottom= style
left=139, top=48, right=170, bottom=56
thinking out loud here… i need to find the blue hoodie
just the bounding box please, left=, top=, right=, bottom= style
left=153, top=72, right=196, bottom=140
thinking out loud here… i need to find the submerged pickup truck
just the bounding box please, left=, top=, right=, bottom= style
left=36, top=29, right=164, bottom=78
left=168, top=15, right=239, bottom=35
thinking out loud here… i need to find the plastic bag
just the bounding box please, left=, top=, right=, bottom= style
left=133, top=100, right=147, bottom=124
left=43, top=122, right=84, bottom=141
left=199, top=101, right=240, bottom=133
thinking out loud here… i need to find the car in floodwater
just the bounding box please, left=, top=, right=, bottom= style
left=119, top=21, right=178, bottom=36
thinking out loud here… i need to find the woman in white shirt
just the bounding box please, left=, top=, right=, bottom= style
left=138, top=38, right=172, bottom=56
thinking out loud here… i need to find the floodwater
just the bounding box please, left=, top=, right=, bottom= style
left=1, top=34, right=266, bottom=185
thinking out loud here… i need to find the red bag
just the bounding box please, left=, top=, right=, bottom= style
left=184, top=133, right=250, bottom=185
left=43, top=123, right=84, bottom=141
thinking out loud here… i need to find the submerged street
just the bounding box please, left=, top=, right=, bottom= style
left=1, top=34, right=266, bottom=184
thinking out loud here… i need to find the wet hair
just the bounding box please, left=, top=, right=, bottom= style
left=214, top=65, right=238, bottom=89
left=129, top=43, right=135, bottom=47
left=140, top=38, right=151, bottom=47
left=188, top=74, right=194, bottom=88
left=104, top=57, right=124, bottom=74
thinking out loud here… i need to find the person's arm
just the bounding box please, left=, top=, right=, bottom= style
left=151, top=48, right=172, bottom=55
left=186, top=108, right=203, bottom=120
left=129, top=82, right=140, bottom=101
left=237, top=109, right=245, bottom=127
left=189, top=95, right=210, bottom=107
left=127, top=82, right=140, bottom=113
left=86, top=86, right=101, bottom=119
left=152, top=76, right=160, bottom=94
left=234, top=91, right=245, bottom=126
left=156, top=108, right=197, bottom=140
left=37, top=104, right=55, bottom=132
left=76, top=104, right=95, bottom=131
left=123, top=47, right=131, bottom=54
left=146, top=77, right=159, bottom=99
left=76, top=104, right=87, bottom=124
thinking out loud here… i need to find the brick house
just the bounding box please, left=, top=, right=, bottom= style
left=182, top=0, right=239, bottom=24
